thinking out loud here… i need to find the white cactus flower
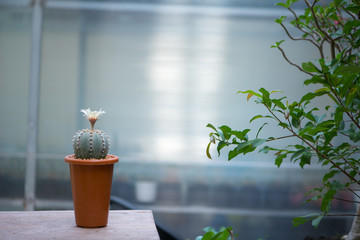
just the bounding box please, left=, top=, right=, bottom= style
left=81, top=108, right=105, bottom=120
left=81, top=108, right=105, bottom=129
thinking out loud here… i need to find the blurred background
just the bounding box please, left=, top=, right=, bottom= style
left=0, top=0, right=354, bottom=239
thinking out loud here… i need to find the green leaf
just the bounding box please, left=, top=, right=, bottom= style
left=321, top=188, right=336, bottom=212
left=275, top=2, right=287, bottom=7
left=291, top=149, right=306, bottom=161
left=292, top=213, right=319, bottom=227
left=346, top=6, right=360, bottom=14
left=259, top=145, right=273, bottom=153
left=256, top=123, right=268, bottom=138
left=217, top=141, right=228, bottom=156
left=211, top=229, right=230, bottom=240
left=234, top=141, right=251, bottom=152
left=339, top=120, right=345, bottom=130
left=304, top=75, right=324, bottom=85
left=314, top=87, right=330, bottom=94
left=302, top=62, right=321, bottom=73
left=322, top=170, right=340, bottom=182
left=272, top=99, right=286, bottom=110
left=218, top=131, right=225, bottom=141
left=259, top=88, right=271, bottom=107
left=271, top=40, right=285, bottom=48
left=299, top=151, right=311, bottom=168
left=238, top=90, right=261, bottom=99
left=201, top=231, right=216, bottom=240
left=250, top=115, right=265, bottom=123
left=317, top=120, right=335, bottom=129
left=301, top=134, right=315, bottom=143
left=219, top=125, right=232, bottom=140
left=228, top=139, right=266, bottom=161
left=338, top=65, right=360, bottom=74
left=206, top=123, right=217, bottom=132
left=275, top=154, right=286, bottom=168
left=287, top=0, right=298, bottom=5
left=232, top=129, right=250, bottom=141
left=278, top=122, right=289, bottom=128
left=228, top=146, right=242, bottom=161
left=252, top=138, right=267, bottom=148
left=206, top=142, right=212, bottom=159
left=343, top=20, right=360, bottom=35
left=275, top=16, right=287, bottom=24
left=324, top=131, right=337, bottom=145
left=345, top=87, right=357, bottom=106
left=294, top=144, right=306, bottom=149
left=299, top=90, right=329, bottom=104
left=304, top=112, right=316, bottom=123
left=312, top=215, right=324, bottom=228
left=291, top=117, right=301, bottom=129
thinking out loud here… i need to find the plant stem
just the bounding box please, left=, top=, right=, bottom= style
left=226, top=228, right=235, bottom=240
left=266, top=135, right=296, bottom=142
left=304, top=0, right=337, bottom=59
left=280, top=23, right=319, bottom=47
left=333, top=197, right=360, bottom=204
left=277, top=46, right=314, bottom=76
left=326, top=214, right=360, bottom=217
left=89, top=119, right=96, bottom=130
left=288, top=7, right=320, bottom=41
left=349, top=188, right=360, bottom=199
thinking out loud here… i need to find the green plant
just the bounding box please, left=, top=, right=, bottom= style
left=206, top=0, right=360, bottom=239
left=195, top=227, right=236, bottom=240
left=72, top=108, right=110, bottom=159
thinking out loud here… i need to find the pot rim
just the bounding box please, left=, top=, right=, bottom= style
left=65, top=154, right=119, bottom=165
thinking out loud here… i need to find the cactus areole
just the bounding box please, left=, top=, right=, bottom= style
left=72, top=108, right=110, bottom=159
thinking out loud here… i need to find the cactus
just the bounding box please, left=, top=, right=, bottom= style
left=72, top=108, right=110, bottom=159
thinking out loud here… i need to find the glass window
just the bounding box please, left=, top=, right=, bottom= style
left=0, top=1, right=351, bottom=238
left=0, top=6, right=32, bottom=204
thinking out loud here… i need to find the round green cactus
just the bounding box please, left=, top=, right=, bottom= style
left=72, top=108, right=110, bottom=159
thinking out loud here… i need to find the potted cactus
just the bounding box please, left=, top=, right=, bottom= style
left=65, top=108, right=118, bottom=228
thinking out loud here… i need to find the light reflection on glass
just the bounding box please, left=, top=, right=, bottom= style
left=147, top=14, right=186, bottom=160
left=146, top=14, right=227, bottom=161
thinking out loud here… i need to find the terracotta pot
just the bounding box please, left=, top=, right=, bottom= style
left=65, top=154, right=119, bottom=228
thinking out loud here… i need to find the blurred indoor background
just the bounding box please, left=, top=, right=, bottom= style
left=0, top=0, right=354, bottom=239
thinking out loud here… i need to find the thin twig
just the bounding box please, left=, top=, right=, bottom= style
left=304, top=0, right=335, bottom=58
left=280, top=23, right=320, bottom=47
left=319, top=38, right=325, bottom=59
left=333, top=197, right=360, bottom=204
left=326, top=214, right=360, bottom=217
left=227, top=228, right=235, bottom=240
left=277, top=46, right=314, bottom=76
left=287, top=7, right=320, bottom=41
left=266, top=134, right=296, bottom=142
left=343, top=7, right=357, bottom=20
left=349, top=188, right=360, bottom=199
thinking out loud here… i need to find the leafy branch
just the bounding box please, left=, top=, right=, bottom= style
left=206, top=0, right=360, bottom=233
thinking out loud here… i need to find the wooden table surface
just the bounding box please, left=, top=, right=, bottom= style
left=0, top=210, right=160, bottom=240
